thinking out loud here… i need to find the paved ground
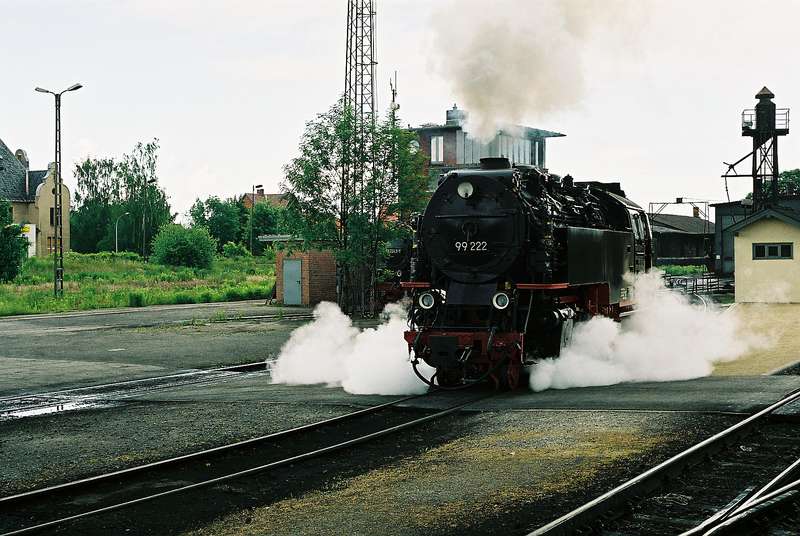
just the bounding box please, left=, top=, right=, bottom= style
left=0, top=301, right=311, bottom=396
left=712, top=303, right=800, bottom=375
left=1, top=300, right=799, bottom=535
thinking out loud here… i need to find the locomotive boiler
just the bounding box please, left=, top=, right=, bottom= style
left=403, top=157, right=652, bottom=390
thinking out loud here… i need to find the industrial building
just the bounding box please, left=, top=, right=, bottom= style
left=650, top=212, right=714, bottom=267
left=0, top=138, right=69, bottom=256
left=713, top=197, right=800, bottom=274
left=714, top=87, right=800, bottom=303
left=412, top=105, right=564, bottom=191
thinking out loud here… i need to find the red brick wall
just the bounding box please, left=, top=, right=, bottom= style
left=275, top=248, right=337, bottom=305
left=308, top=250, right=337, bottom=304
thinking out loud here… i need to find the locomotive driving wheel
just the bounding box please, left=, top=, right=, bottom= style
left=498, top=361, right=521, bottom=391
left=435, top=368, right=463, bottom=388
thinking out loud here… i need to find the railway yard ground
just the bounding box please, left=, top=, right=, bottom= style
left=1, top=300, right=799, bottom=535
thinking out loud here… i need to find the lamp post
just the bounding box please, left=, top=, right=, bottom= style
left=250, top=184, right=263, bottom=253
left=142, top=178, right=157, bottom=257
left=35, top=83, right=82, bottom=298
left=115, top=212, right=130, bottom=253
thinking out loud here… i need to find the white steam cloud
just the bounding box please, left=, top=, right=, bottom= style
left=529, top=272, right=767, bottom=391
left=270, top=301, right=433, bottom=395
left=431, top=0, right=644, bottom=139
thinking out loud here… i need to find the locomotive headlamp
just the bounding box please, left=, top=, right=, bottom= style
left=457, top=181, right=474, bottom=199
left=418, top=292, right=436, bottom=310
left=492, top=292, right=510, bottom=310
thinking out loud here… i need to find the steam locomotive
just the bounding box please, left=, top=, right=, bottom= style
left=403, top=158, right=652, bottom=389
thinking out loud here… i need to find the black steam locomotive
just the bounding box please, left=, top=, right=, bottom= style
left=403, top=158, right=652, bottom=389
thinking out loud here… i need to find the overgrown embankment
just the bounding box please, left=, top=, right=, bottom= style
left=0, top=252, right=275, bottom=316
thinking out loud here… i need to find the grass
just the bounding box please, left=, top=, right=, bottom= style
left=0, top=251, right=275, bottom=317
left=659, top=264, right=707, bottom=276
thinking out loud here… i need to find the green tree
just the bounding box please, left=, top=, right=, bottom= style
left=746, top=169, right=800, bottom=200
left=773, top=169, right=800, bottom=196
left=0, top=197, right=27, bottom=282
left=281, top=100, right=427, bottom=313
left=188, top=196, right=241, bottom=252
left=70, top=139, right=173, bottom=255
left=246, top=201, right=288, bottom=255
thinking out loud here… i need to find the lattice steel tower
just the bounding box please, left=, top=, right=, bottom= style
left=344, top=0, right=377, bottom=182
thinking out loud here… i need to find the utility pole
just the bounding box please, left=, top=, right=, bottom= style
left=35, top=83, right=82, bottom=298
left=142, top=178, right=156, bottom=257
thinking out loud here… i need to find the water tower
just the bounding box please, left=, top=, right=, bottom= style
left=730, top=87, right=790, bottom=209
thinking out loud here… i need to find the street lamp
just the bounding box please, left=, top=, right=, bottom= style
left=142, top=178, right=157, bottom=257
left=115, top=212, right=130, bottom=253
left=251, top=184, right=263, bottom=253
left=35, top=83, right=82, bottom=298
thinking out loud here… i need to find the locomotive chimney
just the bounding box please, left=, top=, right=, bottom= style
left=693, top=206, right=700, bottom=218
left=480, top=157, right=511, bottom=170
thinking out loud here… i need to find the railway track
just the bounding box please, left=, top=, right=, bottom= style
left=0, top=388, right=490, bottom=535
left=0, top=361, right=269, bottom=420
left=528, top=389, right=800, bottom=536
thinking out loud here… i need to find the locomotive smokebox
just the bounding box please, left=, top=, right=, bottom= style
left=480, top=157, right=511, bottom=170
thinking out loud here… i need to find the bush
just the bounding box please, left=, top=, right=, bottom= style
left=222, top=241, right=250, bottom=258
left=0, top=198, right=28, bottom=282
left=151, top=224, right=216, bottom=269
left=660, top=264, right=706, bottom=276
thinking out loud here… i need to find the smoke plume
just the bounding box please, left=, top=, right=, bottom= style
left=270, top=301, right=433, bottom=395
left=529, top=272, right=767, bottom=391
left=431, top=0, right=643, bottom=139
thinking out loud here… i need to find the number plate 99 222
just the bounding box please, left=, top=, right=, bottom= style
left=454, top=241, right=487, bottom=252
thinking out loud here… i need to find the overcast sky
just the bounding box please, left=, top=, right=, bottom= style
left=3, top=0, right=800, bottom=220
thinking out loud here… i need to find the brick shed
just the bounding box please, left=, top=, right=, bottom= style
left=274, top=245, right=337, bottom=306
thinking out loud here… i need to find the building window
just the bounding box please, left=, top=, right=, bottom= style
left=430, top=135, right=444, bottom=163
left=50, top=207, right=55, bottom=226
left=753, top=242, right=793, bottom=260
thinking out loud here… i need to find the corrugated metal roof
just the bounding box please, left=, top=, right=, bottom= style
left=650, top=213, right=715, bottom=234
left=412, top=123, right=564, bottom=139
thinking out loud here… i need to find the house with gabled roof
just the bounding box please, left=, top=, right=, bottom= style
left=0, top=137, right=70, bottom=256
left=728, top=207, right=800, bottom=303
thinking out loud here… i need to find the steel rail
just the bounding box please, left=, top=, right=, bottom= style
left=0, top=361, right=269, bottom=404
left=0, top=391, right=428, bottom=508
left=0, top=392, right=490, bottom=536
left=680, top=457, right=800, bottom=535
left=700, top=478, right=800, bottom=535
left=527, top=388, right=800, bottom=536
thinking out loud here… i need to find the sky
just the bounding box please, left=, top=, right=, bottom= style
left=2, top=0, right=800, bottom=221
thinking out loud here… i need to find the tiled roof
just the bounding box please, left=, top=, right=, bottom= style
left=650, top=213, right=715, bottom=234
left=0, top=138, right=26, bottom=202
left=27, top=170, right=47, bottom=198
